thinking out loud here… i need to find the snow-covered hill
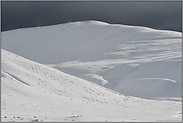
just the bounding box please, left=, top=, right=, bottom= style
left=1, top=49, right=182, bottom=122
left=1, top=20, right=182, bottom=121
left=2, top=20, right=181, bottom=100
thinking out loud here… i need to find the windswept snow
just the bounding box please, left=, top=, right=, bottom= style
left=2, top=20, right=181, bottom=100
left=1, top=20, right=182, bottom=122
left=1, top=49, right=182, bottom=122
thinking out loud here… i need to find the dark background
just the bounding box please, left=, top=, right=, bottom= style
left=1, top=1, right=182, bottom=32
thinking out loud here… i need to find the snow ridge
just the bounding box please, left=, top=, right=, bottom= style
left=2, top=20, right=181, bottom=99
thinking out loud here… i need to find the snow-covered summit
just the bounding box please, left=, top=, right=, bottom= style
left=2, top=20, right=181, bottom=100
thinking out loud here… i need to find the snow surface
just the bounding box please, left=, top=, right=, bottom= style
left=1, top=20, right=182, bottom=122
left=1, top=49, right=182, bottom=122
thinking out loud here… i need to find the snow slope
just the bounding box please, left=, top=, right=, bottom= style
left=1, top=20, right=182, bottom=121
left=2, top=20, right=182, bottom=100
left=1, top=49, right=182, bottom=122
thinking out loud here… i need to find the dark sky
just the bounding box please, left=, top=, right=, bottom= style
left=1, top=1, right=182, bottom=32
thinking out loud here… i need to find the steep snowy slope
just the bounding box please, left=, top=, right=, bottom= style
left=1, top=49, right=182, bottom=122
left=2, top=20, right=181, bottom=100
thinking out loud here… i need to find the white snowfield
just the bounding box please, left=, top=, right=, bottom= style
left=1, top=20, right=182, bottom=122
